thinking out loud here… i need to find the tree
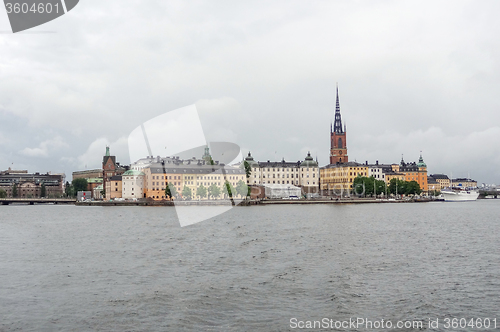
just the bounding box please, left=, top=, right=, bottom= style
left=352, top=176, right=372, bottom=197
left=0, top=189, right=7, bottom=198
left=72, top=178, right=88, bottom=193
left=208, top=183, right=220, bottom=199
left=235, top=180, right=248, bottom=198
left=222, top=181, right=234, bottom=199
left=40, top=183, right=46, bottom=198
left=405, top=181, right=421, bottom=195
left=388, top=179, right=421, bottom=196
left=181, top=186, right=192, bottom=200
left=12, top=183, right=18, bottom=198
left=373, top=179, right=386, bottom=196
left=65, top=181, right=74, bottom=197
left=165, top=183, right=178, bottom=200
left=389, top=178, right=405, bottom=195
left=243, top=160, right=252, bottom=180
left=353, top=176, right=387, bottom=197
left=196, top=184, right=207, bottom=199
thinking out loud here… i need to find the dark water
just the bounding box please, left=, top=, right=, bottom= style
left=1, top=201, right=499, bottom=331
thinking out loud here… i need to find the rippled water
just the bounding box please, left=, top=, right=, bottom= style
left=1, top=201, right=499, bottom=331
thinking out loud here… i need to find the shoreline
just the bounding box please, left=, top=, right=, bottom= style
left=74, top=198, right=435, bottom=207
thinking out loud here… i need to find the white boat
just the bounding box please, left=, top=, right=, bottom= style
left=441, top=187, right=479, bottom=202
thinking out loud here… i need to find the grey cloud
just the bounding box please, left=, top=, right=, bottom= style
left=0, top=0, right=499, bottom=182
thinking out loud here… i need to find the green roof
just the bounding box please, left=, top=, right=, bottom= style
left=123, top=170, right=145, bottom=176
left=417, top=154, right=427, bottom=168
left=300, top=152, right=318, bottom=167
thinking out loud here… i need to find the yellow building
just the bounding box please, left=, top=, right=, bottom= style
left=320, top=162, right=368, bottom=195
left=106, top=175, right=122, bottom=200
left=141, top=160, right=246, bottom=201
left=384, top=171, right=405, bottom=185
left=430, top=174, right=451, bottom=189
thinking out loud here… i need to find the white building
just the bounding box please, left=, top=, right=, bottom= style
left=122, top=169, right=145, bottom=199
left=367, top=161, right=386, bottom=181
left=263, top=184, right=301, bottom=199
left=243, top=152, right=319, bottom=195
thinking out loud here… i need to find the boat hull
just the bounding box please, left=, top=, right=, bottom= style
left=441, top=190, right=479, bottom=202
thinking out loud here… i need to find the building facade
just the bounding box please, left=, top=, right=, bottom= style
left=429, top=174, right=450, bottom=189
left=0, top=169, right=65, bottom=198
left=103, top=147, right=128, bottom=200
left=397, top=154, right=428, bottom=193
left=452, top=178, right=477, bottom=188
left=320, top=162, right=369, bottom=195
left=330, top=85, right=348, bottom=164
left=243, top=152, right=320, bottom=195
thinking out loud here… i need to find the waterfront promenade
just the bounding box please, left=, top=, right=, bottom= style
left=74, top=197, right=432, bottom=207
left=0, top=198, right=76, bottom=205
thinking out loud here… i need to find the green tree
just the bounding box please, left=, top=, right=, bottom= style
left=12, top=183, right=18, bottom=198
left=374, top=179, right=386, bottom=196
left=405, top=180, right=421, bottom=195
left=181, top=186, right=192, bottom=200
left=72, top=178, right=88, bottom=193
left=235, top=180, right=248, bottom=198
left=40, top=183, right=46, bottom=198
left=352, top=176, right=387, bottom=197
left=222, top=181, right=234, bottom=199
left=196, top=184, right=207, bottom=199
left=208, top=183, right=220, bottom=199
left=352, top=176, right=372, bottom=197
left=243, top=160, right=252, bottom=180
left=165, top=183, right=178, bottom=200
left=64, top=181, right=73, bottom=197
left=389, top=178, right=405, bottom=195
left=0, top=189, right=7, bottom=198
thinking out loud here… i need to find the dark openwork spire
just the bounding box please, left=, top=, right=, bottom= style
left=333, top=83, right=343, bottom=134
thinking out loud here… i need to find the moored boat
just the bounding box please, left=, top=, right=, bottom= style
left=441, top=187, right=479, bottom=202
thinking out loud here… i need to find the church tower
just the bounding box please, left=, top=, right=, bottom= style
left=330, top=84, right=348, bottom=164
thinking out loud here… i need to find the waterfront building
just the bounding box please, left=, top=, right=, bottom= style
left=102, top=147, right=128, bottom=200
left=139, top=152, right=246, bottom=201
left=242, top=152, right=320, bottom=195
left=383, top=169, right=405, bottom=184
left=452, top=178, right=477, bottom=188
left=262, top=184, right=302, bottom=199
left=0, top=168, right=65, bottom=198
left=106, top=175, right=123, bottom=200
left=122, top=170, right=145, bottom=199
left=397, top=154, right=428, bottom=193
left=330, top=84, right=348, bottom=164
left=367, top=161, right=386, bottom=181
left=427, top=176, right=440, bottom=194
left=320, top=162, right=368, bottom=195
left=72, top=169, right=103, bottom=180
left=429, top=174, right=451, bottom=189
left=93, top=184, right=103, bottom=200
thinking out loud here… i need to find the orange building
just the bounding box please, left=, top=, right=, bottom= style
left=398, top=154, right=428, bottom=193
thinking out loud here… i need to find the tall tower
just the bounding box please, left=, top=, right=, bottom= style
left=330, top=84, right=348, bottom=164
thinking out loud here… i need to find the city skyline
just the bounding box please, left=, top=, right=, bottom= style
left=1, top=1, right=500, bottom=183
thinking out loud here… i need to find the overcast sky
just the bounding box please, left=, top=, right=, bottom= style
left=1, top=0, right=500, bottom=184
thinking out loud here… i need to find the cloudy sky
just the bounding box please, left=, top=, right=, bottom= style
left=1, top=0, right=500, bottom=184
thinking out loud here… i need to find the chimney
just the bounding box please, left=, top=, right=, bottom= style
left=376, top=160, right=379, bottom=165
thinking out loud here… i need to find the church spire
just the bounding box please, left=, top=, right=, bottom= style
left=333, top=83, right=343, bottom=134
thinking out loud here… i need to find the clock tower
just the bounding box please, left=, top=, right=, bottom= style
left=330, top=84, right=348, bottom=164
